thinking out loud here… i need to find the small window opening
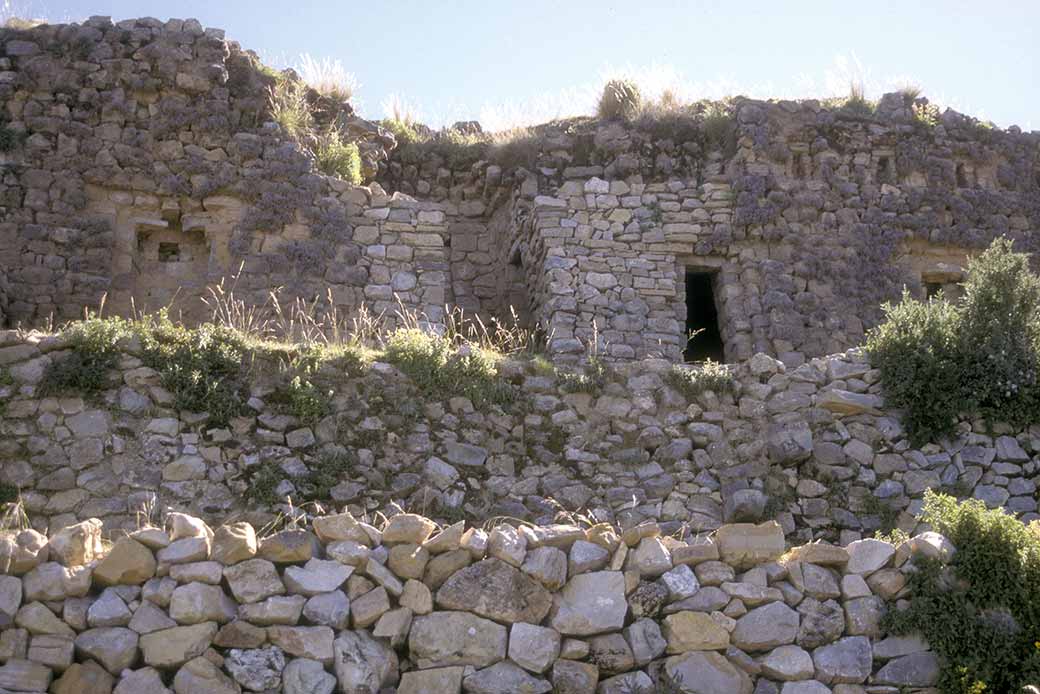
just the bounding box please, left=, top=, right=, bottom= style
left=684, top=271, right=725, bottom=363
left=924, top=281, right=944, bottom=299
left=876, top=156, right=890, bottom=184
left=956, top=163, right=969, bottom=187
left=158, top=242, right=181, bottom=262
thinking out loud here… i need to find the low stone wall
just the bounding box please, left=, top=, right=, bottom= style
left=0, top=511, right=946, bottom=693
left=0, top=331, right=1037, bottom=544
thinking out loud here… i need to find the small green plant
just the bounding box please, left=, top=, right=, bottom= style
left=138, top=312, right=247, bottom=425
left=882, top=491, right=1040, bottom=692
left=598, top=79, right=642, bottom=121
left=839, top=81, right=876, bottom=117
left=40, top=315, right=133, bottom=397
left=246, top=461, right=285, bottom=506
left=0, top=482, right=19, bottom=505
left=912, top=102, right=940, bottom=128
left=268, top=80, right=313, bottom=141
left=0, top=367, right=12, bottom=387
left=557, top=356, right=609, bottom=395
left=313, top=129, right=361, bottom=183
left=665, top=360, right=734, bottom=398
left=701, top=101, right=734, bottom=150
left=863, top=494, right=902, bottom=536
left=866, top=238, right=1040, bottom=444
left=384, top=327, right=515, bottom=408
left=307, top=450, right=355, bottom=500
left=899, top=84, right=923, bottom=105
left=271, top=375, right=332, bottom=424
left=0, top=122, right=25, bottom=152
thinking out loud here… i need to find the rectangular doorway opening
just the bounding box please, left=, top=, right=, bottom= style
left=684, top=270, right=725, bottom=363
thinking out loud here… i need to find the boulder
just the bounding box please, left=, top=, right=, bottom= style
left=169, top=582, right=237, bottom=624
left=844, top=539, right=894, bottom=575
left=874, top=652, right=941, bottom=687
left=210, top=523, right=258, bottom=565
left=398, top=666, right=465, bottom=694
left=223, top=558, right=285, bottom=603
left=113, top=667, right=171, bottom=694
left=266, top=626, right=334, bottom=664
left=284, top=559, right=353, bottom=596
left=51, top=660, right=115, bottom=694
left=0, top=659, right=52, bottom=692
left=49, top=519, right=103, bottom=567
left=332, top=630, right=397, bottom=693
left=758, top=645, right=814, bottom=680
left=663, top=611, right=730, bottom=652
left=171, top=656, right=240, bottom=694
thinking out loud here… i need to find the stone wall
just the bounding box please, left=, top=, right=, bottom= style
left=0, top=510, right=949, bottom=693
left=4, top=18, right=1039, bottom=368
left=0, top=331, right=1036, bottom=547
left=0, top=17, right=512, bottom=332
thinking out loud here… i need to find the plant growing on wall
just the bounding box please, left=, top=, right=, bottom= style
left=882, top=490, right=1040, bottom=693
left=866, top=237, right=1040, bottom=444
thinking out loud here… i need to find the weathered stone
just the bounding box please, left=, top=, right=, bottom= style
left=259, top=530, right=315, bottom=563
left=223, top=559, right=285, bottom=603
left=508, top=622, right=561, bottom=674
left=663, top=611, right=730, bottom=652
left=397, top=666, right=465, bottom=694
left=210, top=523, right=258, bottom=565
left=551, top=660, right=599, bottom=694
left=302, top=590, right=350, bottom=629
left=463, top=661, right=551, bottom=693
left=169, top=582, right=237, bottom=624
left=225, top=646, right=285, bottom=691
left=332, top=630, right=397, bottom=693
left=758, top=644, right=815, bottom=680
left=664, top=651, right=753, bottom=694
left=873, top=651, right=941, bottom=687
left=549, top=571, right=627, bottom=635
left=139, top=623, right=218, bottom=668
left=732, top=602, right=799, bottom=651
left=382, top=513, right=437, bottom=544
left=172, top=656, right=240, bottom=694
left=845, top=538, right=894, bottom=575
left=284, top=559, right=353, bottom=596
left=409, top=611, right=507, bottom=668
left=624, top=618, right=667, bottom=666
left=436, top=557, right=552, bottom=623
left=716, top=522, right=785, bottom=568
left=0, top=659, right=53, bottom=692
left=266, top=626, right=334, bottom=664
left=282, top=658, right=335, bottom=694
left=74, top=627, right=139, bottom=674
left=49, top=519, right=103, bottom=566
left=812, top=635, right=872, bottom=684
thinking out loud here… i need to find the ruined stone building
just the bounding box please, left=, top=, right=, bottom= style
left=1, top=17, right=1039, bottom=367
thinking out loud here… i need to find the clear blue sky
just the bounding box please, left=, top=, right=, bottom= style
left=16, top=0, right=1039, bottom=130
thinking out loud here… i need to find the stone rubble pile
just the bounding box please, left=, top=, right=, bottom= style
left=0, top=510, right=948, bottom=693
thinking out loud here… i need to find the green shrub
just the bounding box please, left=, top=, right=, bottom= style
left=383, top=328, right=515, bottom=407
left=700, top=101, right=735, bottom=150
left=866, top=238, right=1040, bottom=444
left=0, top=123, right=25, bottom=152
left=598, top=79, right=642, bottom=121
left=138, top=313, right=246, bottom=425
left=383, top=117, right=422, bottom=146
left=665, top=360, right=734, bottom=399
left=840, top=81, right=876, bottom=117
left=313, top=130, right=361, bottom=183
left=882, top=491, right=1040, bottom=692
left=40, top=316, right=133, bottom=397
left=0, top=482, right=19, bottom=505
left=307, top=451, right=354, bottom=500
left=271, top=375, right=331, bottom=424
left=246, top=451, right=355, bottom=506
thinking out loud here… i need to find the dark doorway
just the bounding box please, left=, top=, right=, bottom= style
left=684, top=271, right=725, bottom=363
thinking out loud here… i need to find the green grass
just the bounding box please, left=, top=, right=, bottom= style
left=40, top=316, right=134, bottom=397
left=0, top=123, right=25, bottom=152
left=0, top=482, right=19, bottom=505
left=269, top=375, right=332, bottom=424
left=246, top=450, right=355, bottom=506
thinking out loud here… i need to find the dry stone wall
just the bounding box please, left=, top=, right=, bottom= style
left=0, top=509, right=950, bottom=693
left=4, top=18, right=1040, bottom=369
left=0, top=331, right=1036, bottom=547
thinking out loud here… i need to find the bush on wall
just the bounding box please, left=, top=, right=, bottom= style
left=882, top=491, right=1040, bottom=693
left=866, top=238, right=1040, bottom=444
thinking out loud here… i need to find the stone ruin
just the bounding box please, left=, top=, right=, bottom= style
left=1, top=17, right=1037, bottom=366
left=0, top=14, right=1039, bottom=694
